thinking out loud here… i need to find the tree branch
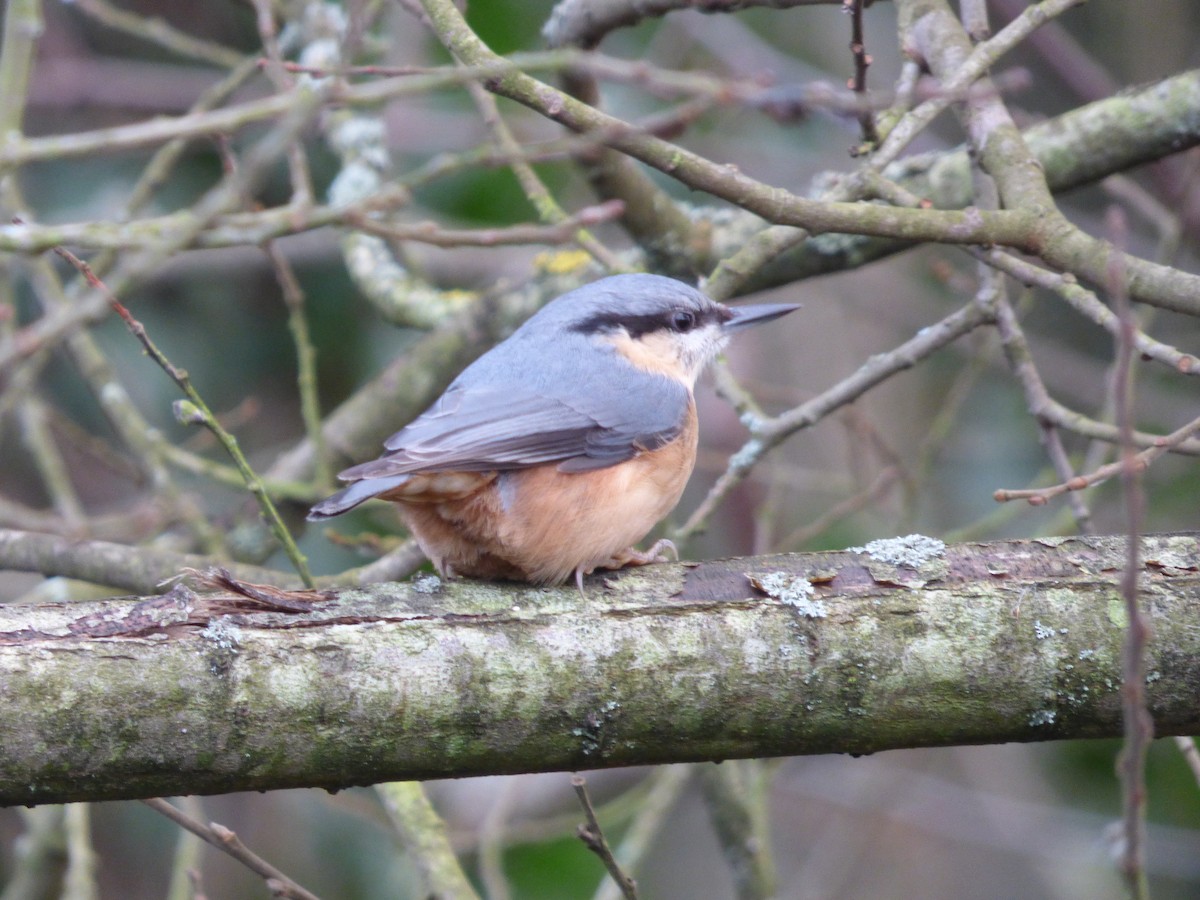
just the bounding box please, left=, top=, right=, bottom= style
left=2, top=534, right=1198, bottom=807
left=422, top=0, right=1200, bottom=313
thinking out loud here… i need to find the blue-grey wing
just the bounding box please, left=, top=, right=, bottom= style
left=338, top=378, right=689, bottom=481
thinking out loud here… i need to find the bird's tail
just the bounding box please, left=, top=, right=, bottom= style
left=306, top=476, right=410, bottom=521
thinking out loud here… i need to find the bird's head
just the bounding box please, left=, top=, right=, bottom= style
left=538, top=274, right=799, bottom=385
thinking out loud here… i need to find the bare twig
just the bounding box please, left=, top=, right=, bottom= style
left=845, top=0, right=879, bottom=148
left=676, top=298, right=994, bottom=541
left=62, top=804, right=98, bottom=900
left=0, top=527, right=304, bottom=593
left=477, top=779, right=518, bottom=900
left=698, top=762, right=776, bottom=900
left=70, top=0, right=244, bottom=69
left=463, top=79, right=625, bottom=271
left=351, top=200, right=626, bottom=248
left=2, top=807, right=68, bottom=899
left=375, top=782, right=481, bottom=900
left=572, top=775, right=639, bottom=900
left=250, top=0, right=314, bottom=211
left=141, top=798, right=322, bottom=900
left=48, top=245, right=315, bottom=588
left=592, top=767, right=694, bottom=900
left=993, top=411, right=1200, bottom=506
left=1109, top=206, right=1153, bottom=900
left=264, top=242, right=332, bottom=489
left=1, top=81, right=327, bottom=385
left=877, top=0, right=1086, bottom=168
left=970, top=175, right=1087, bottom=530
left=0, top=0, right=41, bottom=135
left=976, top=248, right=1198, bottom=375
left=1036, top=422, right=1094, bottom=531
left=164, top=796, right=206, bottom=900
left=17, top=251, right=222, bottom=551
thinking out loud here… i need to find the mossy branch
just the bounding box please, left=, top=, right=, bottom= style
left=2, top=534, right=1198, bottom=807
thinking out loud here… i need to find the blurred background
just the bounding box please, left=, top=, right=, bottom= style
left=1, top=0, right=1199, bottom=897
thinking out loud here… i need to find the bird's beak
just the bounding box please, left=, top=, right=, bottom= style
left=723, top=302, right=801, bottom=333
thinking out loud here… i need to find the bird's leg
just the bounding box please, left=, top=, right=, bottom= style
left=574, top=540, right=679, bottom=595
left=597, top=539, right=679, bottom=571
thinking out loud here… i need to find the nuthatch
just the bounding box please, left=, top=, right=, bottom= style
left=309, top=274, right=797, bottom=589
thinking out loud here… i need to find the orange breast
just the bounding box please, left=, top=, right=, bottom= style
left=388, top=401, right=699, bottom=585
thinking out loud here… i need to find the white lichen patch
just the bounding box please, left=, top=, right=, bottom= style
left=411, top=573, right=442, bottom=594
left=200, top=618, right=241, bottom=652
left=574, top=699, right=622, bottom=756
left=750, top=572, right=827, bottom=618
left=847, top=534, right=946, bottom=568
left=1033, top=620, right=1054, bottom=641
left=1029, top=709, right=1057, bottom=727
left=729, top=438, right=764, bottom=470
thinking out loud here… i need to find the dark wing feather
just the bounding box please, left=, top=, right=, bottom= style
left=338, top=377, right=689, bottom=481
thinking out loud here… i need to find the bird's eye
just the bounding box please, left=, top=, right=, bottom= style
left=671, top=310, right=697, bottom=332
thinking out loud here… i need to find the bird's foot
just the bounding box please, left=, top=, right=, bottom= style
left=598, top=539, right=679, bottom=571
left=574, top=540, right=680, bottom=595
left=625, top=539, right=679, bottom=566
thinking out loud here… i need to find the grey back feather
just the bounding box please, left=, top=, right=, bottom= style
left=339, top=275, right=706, bottom=482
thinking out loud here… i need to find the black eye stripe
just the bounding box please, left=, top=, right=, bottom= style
left=574, top=306, right=724, bottom=338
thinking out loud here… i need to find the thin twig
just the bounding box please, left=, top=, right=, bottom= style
left=164, top=796, right=206, bottom=900
left=2, top=80, right=328, bottom=388
left=141, top=798, right=322, bottom=900
left=875, top=0, right=1086, bottom=169
left=0, top=50, right=868, bottom=171
left=62, top=804, right=98, bottom=900
left=264, top=242, right=332, bottom=489
left=676, top=298, right=994, bottom=541
left=698, top=762, right=776, bottom=900
left=350, top=200, right=625, bottom=248
left=0, top=0, right=39, bottom=138
left=976, top=248, right=1198, bottom=375
left=375, top=782, right=481, bottom=900
left=592, top=767, right=694, bottom=900
left=845, top=0, right=878, bottom=148
left=1036, top=422, right=1094, bottom=532
left=250, top=0, right=315, bottom=211
left=1109, top=206, right=1153, bottom=900
left=70, top=0, right=245, bottom=69
left=48, top=244, right=315, bottom=588
left=14, top=213, right=224, bottom=551
left=477, top=779, right=517, bottom=900
left=463, top=80, right=625, bottom=271
left=993, top=410, right=1200, bottom=505
left=572, top=775, right=639, bottom=900
left=778, top=466, right=901, bottom=550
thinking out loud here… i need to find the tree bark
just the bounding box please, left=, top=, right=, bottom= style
left=2, top=533, right=1198, bottom=807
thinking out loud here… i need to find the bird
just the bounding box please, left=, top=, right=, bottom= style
left=309, top=273, right=798, bottom=590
